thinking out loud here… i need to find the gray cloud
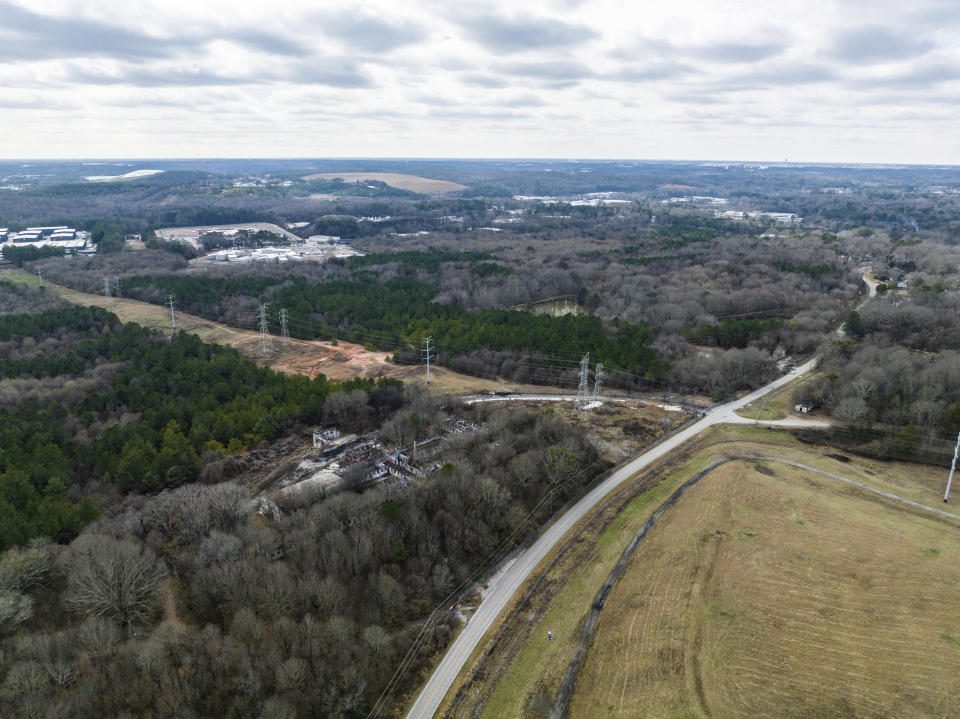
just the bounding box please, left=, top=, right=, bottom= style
left=459, top=12, right=598, bottom=53
left=460, top=73, right=509, bottom=88
left=65, top=57, right=372, bottom=89
left=828, top=25, right=934, bottom=64
left=0, top=2, right=183, bottom=61
left=412, top=94, right=460, bottom=107
left=67, top=66, right=249, bottom=87
left=318, top=11, right=428, bottom=53
left=287, top=59, right=373, bottom=88
left=853, top=62, right=960, bottom=90
left=499, top=60, right=595, bottom=81
left=222, top=31, right=311, bottom=57
left=495, top=93, right=548, bottom=107
left=712, top=63, right=836, bottom=91
left=0, top=2, right=313, bottom=63
left=614, top=64, right=692, bottom=83
left=689, top=41, right=788, bottom=64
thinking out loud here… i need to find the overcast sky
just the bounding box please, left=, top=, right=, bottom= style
left=1, top=0, right=958, bottom=163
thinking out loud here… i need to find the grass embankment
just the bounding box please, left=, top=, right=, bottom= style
left=735, top=371, right=818, bottom=422
left=447, top=426, right=960, bottom=719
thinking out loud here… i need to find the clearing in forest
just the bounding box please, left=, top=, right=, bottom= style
left=448, top=427, right=960, bottom=719
left=301, top=172, right=467, bottom=194
left=0, top=269, right=557, bottom=393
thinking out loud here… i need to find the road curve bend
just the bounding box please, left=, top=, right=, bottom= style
left=405, top=357, right=818, bottom=718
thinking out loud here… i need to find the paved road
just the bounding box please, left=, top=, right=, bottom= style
left=406, top=359, right=819, bottom=717
left=405, top=271, right=873, bottom=718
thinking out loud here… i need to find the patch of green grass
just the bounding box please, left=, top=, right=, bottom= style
left=923, top=547, right=942, bottom=558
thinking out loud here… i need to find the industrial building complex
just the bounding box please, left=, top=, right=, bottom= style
left=0, top=225, right=89, bottom=250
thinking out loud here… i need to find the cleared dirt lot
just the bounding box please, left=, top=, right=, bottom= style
left=449, top=426, right=960, bottom=719
left=302, top=172, right=467, bottom=194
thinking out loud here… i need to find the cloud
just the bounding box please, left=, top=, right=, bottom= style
left=221, top=30, right=311, bottom=58
left=0, top=2, right=184, bottom=61
left=495, top=93, right=548, bottom=107
left=318, top=11, right=428, bottom=53
left=499, top=60, right=595, bottom=81
left=689, top=41, right=788, bottom=64
left=853, top=62, right=960, bottom=90
left=613, top=64, right=691, bottom=83
left=458, top=12, right=598, bottom=53
left=460, top=73, right=509, bottom=88
left=828, top=25, right=934, bottom=64
left=67, top=65, right=249, bottom=87
left=65, top=57, right=372, bottom=89
left=287, top=59, right=373, bottom=88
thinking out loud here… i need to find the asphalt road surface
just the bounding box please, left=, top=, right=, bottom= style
left=406, top=357, right=821, bottom=718
left=405, top=272, right=874, bottom=718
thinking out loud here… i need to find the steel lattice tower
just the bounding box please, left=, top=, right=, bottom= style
left=258, top=304, right=273, bottom=355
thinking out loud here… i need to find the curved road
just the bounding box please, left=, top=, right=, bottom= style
left=405, top=272, right=874, bottom=718
left=406, top=359, right=818, bottom=717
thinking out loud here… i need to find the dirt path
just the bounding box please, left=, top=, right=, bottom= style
left=4, top=269, right=563, bottom=392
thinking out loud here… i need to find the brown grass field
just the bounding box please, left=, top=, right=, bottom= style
left=449, top=426, right=960, bottom=719
left=301, top=172, right=467, bottom=194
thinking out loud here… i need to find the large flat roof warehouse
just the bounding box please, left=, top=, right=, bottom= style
left=156, top=222, right=301, bottom=247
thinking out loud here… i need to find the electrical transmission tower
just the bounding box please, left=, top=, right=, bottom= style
left=422, top=336, right=434, bottom=384
left=36, top=267, right=43, bottom=287
left=258, top=304, right=273, bottom=355
left=102, top=277, right=112, bottom=298
left=166, top=294, right=177, bottom=330
left=576, top=353, right=590, bottom=411
left=593, top=362, right=603, bottom=400
left=278, top=308, right=290, bottom=345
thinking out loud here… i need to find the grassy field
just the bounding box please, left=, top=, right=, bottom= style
left=301, top=172, right=466, bottom=194
left=735, top=371, right=818, bottom=422
left=447, top=426, right=960, bottom=719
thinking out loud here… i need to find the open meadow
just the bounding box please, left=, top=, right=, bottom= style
left=301, top=172, right=467, bottom=194
left=446, top=426, right=960, bottom=719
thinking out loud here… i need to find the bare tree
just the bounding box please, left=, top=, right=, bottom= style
left=62, top=535, right=165, bottom=632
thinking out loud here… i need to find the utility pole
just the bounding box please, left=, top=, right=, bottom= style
left=258, top=304, right=273, bottom=355
left=102, top=277, right=112, bottom=299
left=278, top=308, right=290, bottom=345
left=113, top=277, right=122, bottom=297
left=576, top=353, right=590, bottom=411
left=36, top=267, right=43, bottom=287
left=593, top=362, right=603, bottom=401
left=166, top=294, right=176, bottom=330
left=422, top=336, right=434, bottom=384
left=945, top=430, right=960, bottom=503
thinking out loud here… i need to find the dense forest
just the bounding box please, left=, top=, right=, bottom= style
left=3, top=158, right=960, bottom=717
left=0, top=304, right=409, bottom=550
left=0, top=303, right=609, bottom=717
